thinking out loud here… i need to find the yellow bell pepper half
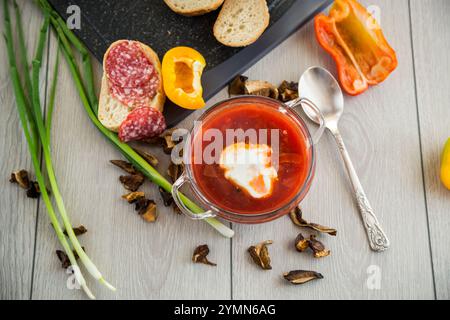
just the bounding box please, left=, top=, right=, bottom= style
left=441, top=138, right=450, bottom=190
left=162, top=47, right=206, bottom=110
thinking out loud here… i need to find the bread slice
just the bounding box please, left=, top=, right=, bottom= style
left=164, top=0, right=224, bottom=16
left=98, top=40, right=165, bottom=132
left=213, top=0, right=270, bottom=47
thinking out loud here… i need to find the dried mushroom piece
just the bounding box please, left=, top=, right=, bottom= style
left=244, top=80, right=279, bottom=100
left=26, top=181, right=41, bottom=199
left=110, top=160, right=138, bottom=175
left=130, top=197, right=158, bottom=222
left=228, top=75, right=248, bottom=95
left=294, top=233, right=310, bottom=252
left=63, top=226, right=87, bottom=237
left=133, top=148, right=159, bottom=167
left=144, top=128, right=185, bottom=155
left=122, top=191, right=145, bottom=204
left=283, top=270, right=323, bottom=285
left=119, top=174, right=145, bottom=192
left=134, top=198, right=151, bottom=212
left=158, top=187, right=182, bottom=214
left=56, top=250, right=71, bottom=269
left=55, top=247, right=85, bottom=269
left=309, top=235, right=330, bottom=258
left=139, top=200, right=157, bottom=223
left=10, top=170, right=31, bottom=189
left=192, top=244, right=217, bottom=266
left=289, top=207, right=337, bottom=236
left=161, top=128, right=179, bottom=155
left=172, top=204, right=182, bottom=215
left=248, top=240, right=273, bottom=270
left=168, top=162, right=185, bottom=183
left=278, top=81, right=299, bottom=102
left=159, top=187, right=174, bottom=207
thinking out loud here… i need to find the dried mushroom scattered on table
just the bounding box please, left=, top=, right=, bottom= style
left=248, top=240, right=273, bottom=270
left=294, top=233, right=330, bottom=258
left=110, top=160, right=138, bottom=175
left=192, top=244, right=216, bottom=266
left=56, top=247, right=85, bottom=269
left=228, top=75, right=248, bottom=95
left=161, top=128, right=179, bottom=155
left=144, top=128, right=185, bottom=155
left=244, top=80, right=279, bottom=100
left=278, top=81, right=299, bottom=102
left=26, top=181, right=42, bottom=199
left=10, top=170, right=30, bottom=189
left=172, top=204, right=182, bottom=215
left=139, top=200, right=157, bottom=222
left=295, top=233, right=310, bottom=252
left=228, top=76, right=300, bottom=103
left=119, top=174, right=145, bottom=192
left=159, top=187, right=174, bottom=207
left=126, top=196, right=158, bottom=223
left=111, top=160, right=146, bottom=191
left=309, top=235, right=330, bottom=258
left=283, top=270, right=323, bottom=285
left=158, top=187, right=182, bottom=214
left=289, top=206, right=337, bottom=236
left=133, top=148, right=159, bottom=167
left=168, top=162, right=184, bottom=183
left=63, top=226, right=87, bottom=237
left=134, top=198, right=150, bottom=212
left=10, top=170, right=47, bottom=199
left=122, top=191, right=145, bottom=204
left=56, top=250, right=71, bottom=269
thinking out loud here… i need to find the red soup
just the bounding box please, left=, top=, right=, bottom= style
left=191, top=100, right=311, bottom=215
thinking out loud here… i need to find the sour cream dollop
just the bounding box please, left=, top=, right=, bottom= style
left=219, top=143, right=278, bottom=199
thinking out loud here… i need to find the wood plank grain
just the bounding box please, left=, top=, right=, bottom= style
left=30, top=34, right=231, bottom=299
left=410, top=0, right=450, bottom=300
left=231, top=0, right=435, bottom=299
left=0, top=0, right=49, bottom=300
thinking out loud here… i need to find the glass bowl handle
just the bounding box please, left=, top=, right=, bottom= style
left=172, top=173, right=217, bottom=220
left=285, top=97, right=326, bottom=145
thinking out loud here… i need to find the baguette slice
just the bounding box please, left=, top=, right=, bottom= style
left=213, top=0, right=270, bottom=47
left=164, top=0, right=224, bottom=16
left=98, top=40, right=165, bottom=132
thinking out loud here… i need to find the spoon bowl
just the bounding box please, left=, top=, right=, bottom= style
left=299, top=67, right=344, bottom=127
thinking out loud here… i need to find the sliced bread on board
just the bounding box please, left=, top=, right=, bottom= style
left=164, top=0, right=225, bottom=16
left=213, top=0, right=270, bottom=47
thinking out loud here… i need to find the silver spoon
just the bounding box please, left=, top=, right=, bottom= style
left=298, top=66, right=390, bottom=252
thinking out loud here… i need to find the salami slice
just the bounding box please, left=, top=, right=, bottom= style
left=105, top=41, right=159, bottom=108
left=118, top=107, right=166, bottom=143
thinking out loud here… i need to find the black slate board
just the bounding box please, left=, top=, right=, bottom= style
left=49, top=0, right=331, bottom=126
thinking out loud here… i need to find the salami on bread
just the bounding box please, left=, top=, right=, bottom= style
left=98, top=40, right=165, bottom=133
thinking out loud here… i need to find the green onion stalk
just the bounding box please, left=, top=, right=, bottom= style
left=3, top=0, right=98, bottom=299
left=46, top=39, right=60, bottom=140
left=37, top=0, right=234, bottom=238
left=30, top=14, right=116, bottom=292
left=12, top=0, right=39, bottom=153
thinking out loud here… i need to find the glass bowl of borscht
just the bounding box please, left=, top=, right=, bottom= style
left=172, top=96, right=322, bottom=224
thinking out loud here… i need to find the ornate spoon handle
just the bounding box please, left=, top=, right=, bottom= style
left=331, top=129, right=390, bottom=252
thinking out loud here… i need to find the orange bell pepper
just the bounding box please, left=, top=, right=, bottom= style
left=162, top=47, right=206, bottom=110
left=314, top=0, right=398, bottom=95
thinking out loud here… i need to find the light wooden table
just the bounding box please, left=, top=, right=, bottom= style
left=1, top=0, right=449, bottom=300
